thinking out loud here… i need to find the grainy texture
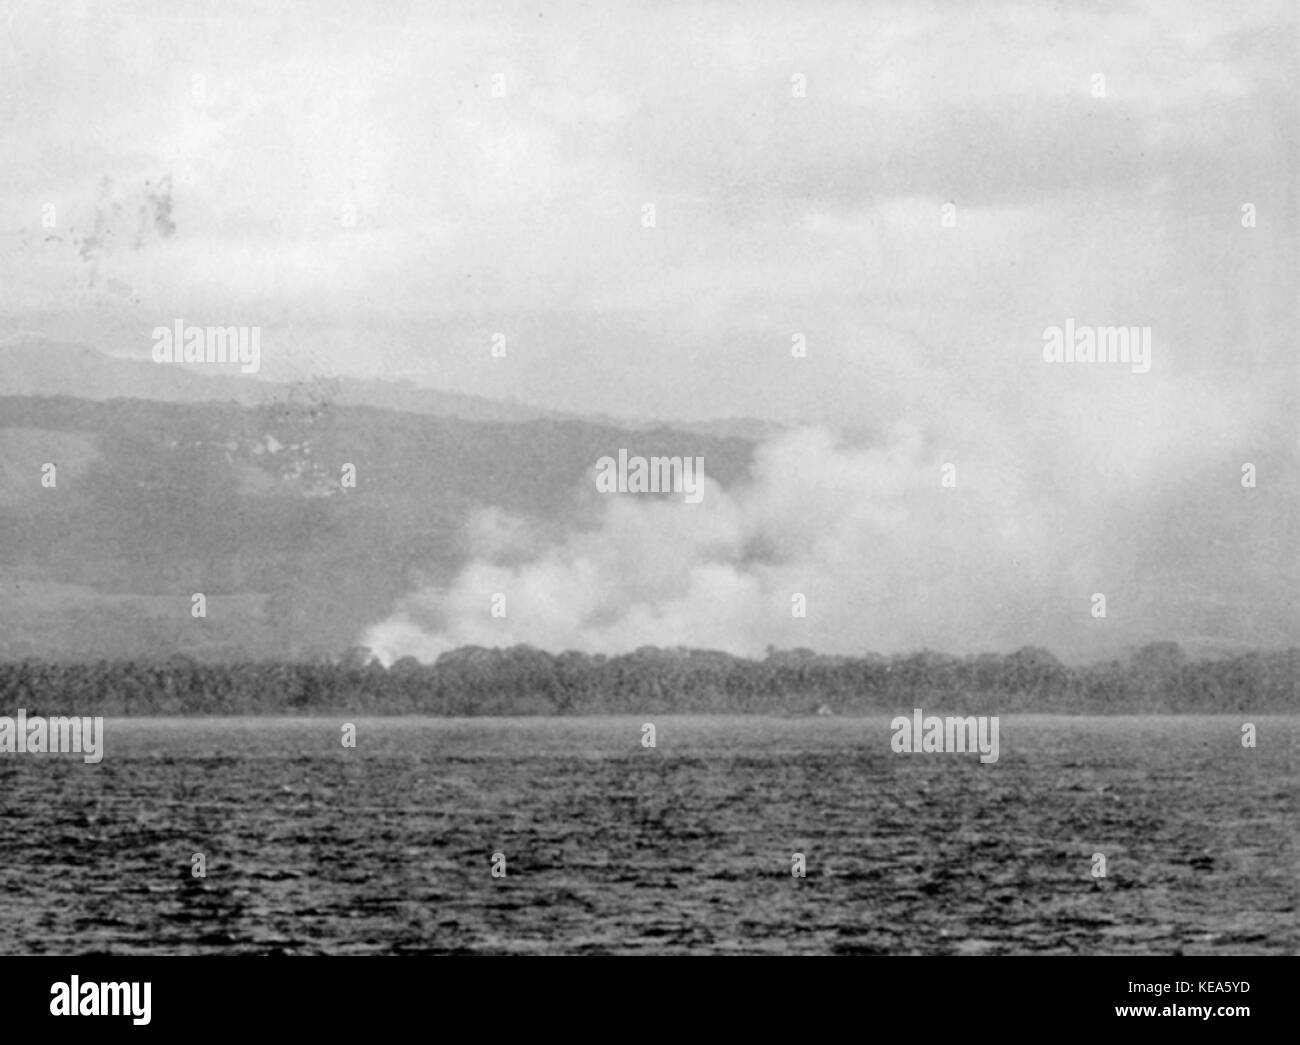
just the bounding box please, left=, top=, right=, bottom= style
left=2, top=716, right=1293, bottom=955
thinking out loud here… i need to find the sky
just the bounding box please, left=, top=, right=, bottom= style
left=1, top=0, right=1295, bottom=660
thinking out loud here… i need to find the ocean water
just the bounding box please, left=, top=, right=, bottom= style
left=0, top=715, right=1294, bottom=955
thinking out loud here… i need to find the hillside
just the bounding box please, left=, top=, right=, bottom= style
left=0, top=394, right=754, bottom=660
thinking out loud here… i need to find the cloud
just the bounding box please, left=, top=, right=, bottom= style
left=1, top=1, right=1292, bottom=425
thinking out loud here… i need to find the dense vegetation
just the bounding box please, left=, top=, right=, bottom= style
left=0, top=643, right=1294, bottom=715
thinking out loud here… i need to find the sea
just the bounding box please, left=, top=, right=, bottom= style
left=1, top=715, right=1294, bottom=954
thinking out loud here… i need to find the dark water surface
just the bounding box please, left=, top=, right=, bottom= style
left=1, top=716, right=1295, bottom=954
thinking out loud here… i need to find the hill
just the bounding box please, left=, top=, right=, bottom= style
left=0, top=394, right=754, bottom=660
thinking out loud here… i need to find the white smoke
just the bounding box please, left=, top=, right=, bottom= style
left=361, top=362, right=1293, bottom=668
left=361, top=422, right=1086, bottom=664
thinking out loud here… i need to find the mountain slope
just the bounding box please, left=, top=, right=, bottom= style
left=0, top=394, right=755, bottom=660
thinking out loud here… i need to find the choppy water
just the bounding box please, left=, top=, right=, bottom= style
left=0, top=715, right=1295, bottom=954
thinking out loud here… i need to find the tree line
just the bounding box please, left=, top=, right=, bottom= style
left=0, top=642, right=1293, bottom=715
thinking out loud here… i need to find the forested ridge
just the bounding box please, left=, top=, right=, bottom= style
left=0, top=643, right=1294, bottom=715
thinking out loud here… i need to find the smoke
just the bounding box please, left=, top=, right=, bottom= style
left=361, top=422, right=1097, bottom=665
left=360, top=361, right=1294, bottom=668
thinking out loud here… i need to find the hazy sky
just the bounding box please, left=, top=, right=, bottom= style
left=1, top=1, right=1293, bottom=419
left=1, top=0, right=1295, bottom=659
